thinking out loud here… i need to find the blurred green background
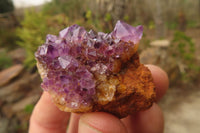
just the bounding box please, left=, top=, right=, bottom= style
left=0, top=0, right=200, bottom=132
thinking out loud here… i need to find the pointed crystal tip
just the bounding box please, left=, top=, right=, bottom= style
left=111, top=20, right=143, bottom=44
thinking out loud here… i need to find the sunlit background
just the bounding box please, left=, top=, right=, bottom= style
left=0, top=0, right=200, bottom=133
left=13, top=0, right=51, bottom=8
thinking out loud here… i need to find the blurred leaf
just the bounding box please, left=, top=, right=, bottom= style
left=0, top=50, right=13, bottom=70
left=0, top=29, right=18, bottom=50
left=104, top=13, right=112, bottom=22
left=86, top=10, right=92, bottom=20
left=24, top=104, right=34, bottom=114
left=170, top=30, right=198, bottom=82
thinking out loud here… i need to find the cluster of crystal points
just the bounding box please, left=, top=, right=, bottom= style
left=35, top=20, right=143, bottom=109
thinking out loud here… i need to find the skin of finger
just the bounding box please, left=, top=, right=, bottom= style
left=121, top=103, right=164, bottom=133
left=78, top=112, right=128, bottom=133
left=29, top=92, right=70, bottom=133
left=67, top=113, right=82, bottom=133
left=146, top=65, right=169, bottom=101
left=133, top=103, right=164, bottom=133
left=121, top=116, right=135, bottom=133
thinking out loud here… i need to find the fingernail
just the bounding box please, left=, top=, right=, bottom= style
left=78, top=118, right=101, bottom=133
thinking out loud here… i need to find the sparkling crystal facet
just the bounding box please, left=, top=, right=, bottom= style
left=111, top=20, right=143, bottom=44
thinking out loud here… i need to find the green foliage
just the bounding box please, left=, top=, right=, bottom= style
left=16, top=10, right=68, bottom=68
left=166, top=20, right=199, bottom=30
left=0, top=50, right=13, bottom=70
left=24, top=104, right=34, bottom=114
left=123, top=15, right=129, bottom=22
left=171, top=31, right=200, bottom=82
left=166, top=21, right=178, bottom=30
left=84, top=9, right=93, bottom=25
left=16, top=11, right=48, bottom=68
left=0, top=0, right=14, bottom=13
left=43, top=0, right=84, bottom=19
left=187, top=20, right=198, bottom=28
left=148, top=21, right=155, bottom=29
left=43, top=0, right=105, bottom=30
left=0, top=29, right=18, bottom=50
left=104, top=13, right=112, bottom=22
left=85, top=10, right=92, bottom=20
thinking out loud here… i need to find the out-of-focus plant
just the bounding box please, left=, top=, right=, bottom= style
left=104, top=13, right=112, bottom=22
left=166, top=21, right=178, bottom=30
left=16, top=10, right=68, bottom=68
left=43, top=0, right=85, bottom=19
left=103, top=13, right=113, bottom=32
left=0, top=50, right=13, bottom=70
left=148, top=21, right=155, bottom=29
left=0, top=29, right=18, bottom=50
left=170, top=31, right=200, bottom=82
left=187, top=20, right=198, bottom=28
left=24, top=104, right=34, bottom=114
left=85, top=10, right=92, bottom=21
left=43, top=0, right=104, bottom=31
left=123, top=15, right=129, bottom=22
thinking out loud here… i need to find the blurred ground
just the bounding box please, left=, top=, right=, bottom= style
left=160, top=85, right=200, bottom=133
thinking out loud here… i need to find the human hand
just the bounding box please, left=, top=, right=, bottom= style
left=29, top=65, right=169, bottom=133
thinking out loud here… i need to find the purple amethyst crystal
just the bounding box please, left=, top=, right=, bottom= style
left=35, top=20, right=143, bottom=109
left=111, top=20, right=143, bottom=44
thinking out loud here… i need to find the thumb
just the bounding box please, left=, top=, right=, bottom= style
left=78, top=112, right=127, bottom=133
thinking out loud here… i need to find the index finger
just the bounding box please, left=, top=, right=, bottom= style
left=29, top=92, right=70, bottom=133
left=146, top=64, right=169, bottom=101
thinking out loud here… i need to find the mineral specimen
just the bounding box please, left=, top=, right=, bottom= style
left=35, top=20, right=156, bottom=118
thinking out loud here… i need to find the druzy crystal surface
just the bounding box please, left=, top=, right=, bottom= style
left=35, top=20, right=144, bottom=111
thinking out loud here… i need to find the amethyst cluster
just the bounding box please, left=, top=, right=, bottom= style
left=35, top=20, right=143, bottom=109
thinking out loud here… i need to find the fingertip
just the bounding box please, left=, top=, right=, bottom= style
left=68, top=113, right=82, bottom=133
left=134, top=103, right=164, bottom=133
left=78, top=112, right=127, bottom=133
left=29, top=92, right=70, bottom=133
left=146, top=65, right=169, bottom=101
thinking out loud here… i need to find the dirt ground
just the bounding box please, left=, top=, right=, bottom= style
left=160, top=85, right=200, bottom=133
